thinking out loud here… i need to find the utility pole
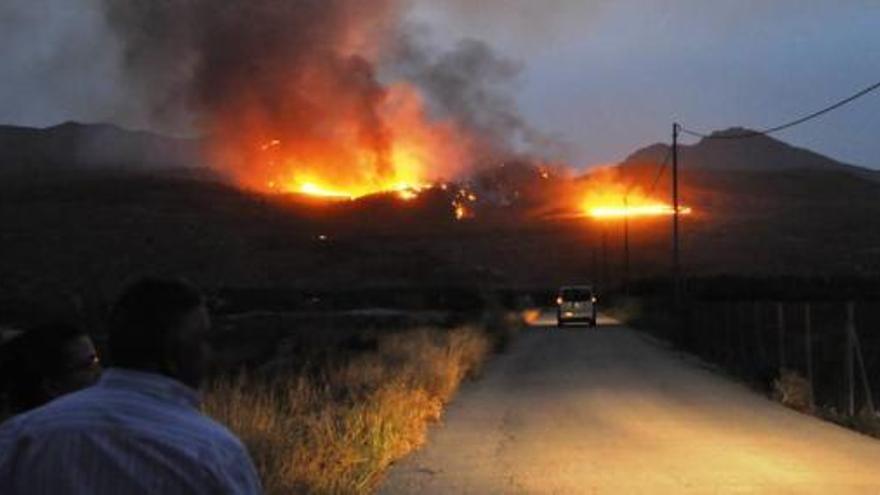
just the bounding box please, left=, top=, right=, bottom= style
left=601, top=223, right=609, bottom=290
left=592, top=242, right=599, bottom=288
left=623, top=196, right=630, bottom=295
left=672, top=123, right=681, bottom=307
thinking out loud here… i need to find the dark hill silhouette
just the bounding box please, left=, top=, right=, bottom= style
left=0, top=168, right=498, bottom=322
left=1, top=123, right=879, bottom=321
left=609, top=129, right=880, bottom=278
left=622, top=127, right=879, bottom=181
left=0, top=122, right=204, bottom=171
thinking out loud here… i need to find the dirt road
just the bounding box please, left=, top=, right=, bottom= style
left=380, top=312, right=880, bottom=494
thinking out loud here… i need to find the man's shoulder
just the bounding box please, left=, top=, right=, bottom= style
left=0, top=386, right=107, bottom=464
left=2, top=385, right=247, bottom=459
left=9, top=384, right=193, bottom=433
left=2, top=385, right=106, bottom=431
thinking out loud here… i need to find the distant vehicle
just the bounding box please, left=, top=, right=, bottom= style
left=556, top=285, right=598, bottom=327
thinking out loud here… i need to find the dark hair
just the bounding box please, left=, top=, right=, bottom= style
left=2, top=323, right=88, bottom=411
left=108, top=278, right=204, bottom=369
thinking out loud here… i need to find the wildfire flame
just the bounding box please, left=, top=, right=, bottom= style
left=452, top=186, right=478, bottom=220
left=580, top=171, right=692, bottom=220
left=236, top=84, right=470, bottom=206
left=298, top=182, right=355, bottom=200
left=588, top=203, right=692, bottom=219
left=117, top=0, right=511, bottom=220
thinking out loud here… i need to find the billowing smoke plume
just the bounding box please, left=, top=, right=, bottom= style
left=392, top=36, right=556, bottom=162
left=410, top=0, right=612, bottom=51
left=101, top=0, right=551, bottom=193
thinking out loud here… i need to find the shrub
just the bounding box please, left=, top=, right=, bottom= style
left=772, top=369, right=813, bottom=413
left=203, top=325, right=492, bottom=494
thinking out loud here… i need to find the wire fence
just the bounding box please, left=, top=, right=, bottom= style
left=635, top=298, right=880, bottom=416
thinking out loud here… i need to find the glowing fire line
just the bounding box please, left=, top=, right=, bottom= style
left=299, top=182, right=355, bottom=200
left=588, top=204, right=692, bottom=219
left=289, top=179, right=441, bottom=203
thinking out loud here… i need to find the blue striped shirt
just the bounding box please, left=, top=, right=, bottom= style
left=0, top=368, right=262, bottom=494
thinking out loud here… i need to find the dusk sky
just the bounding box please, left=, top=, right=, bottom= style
left=2, top=0, right=879, bottom=169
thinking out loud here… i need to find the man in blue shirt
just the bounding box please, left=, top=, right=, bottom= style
left=0, top=278, right=262, bottom=494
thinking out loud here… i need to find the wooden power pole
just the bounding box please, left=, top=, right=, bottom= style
left=672, top=123, right=681, bottom=307
left=623, top=196, right=630, bottom=295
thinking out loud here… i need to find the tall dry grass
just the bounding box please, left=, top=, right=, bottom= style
left=203, top=325, right=491, bottom=494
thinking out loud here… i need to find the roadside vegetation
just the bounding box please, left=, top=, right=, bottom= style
left=0, top=287, right=524, bottom=492
left=204, top=324, right=497, bottom=494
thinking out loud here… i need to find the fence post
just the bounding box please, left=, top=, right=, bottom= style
left=725, top=301, right=733, bottom=366
left=738, top=302, right=748, bottom=369
left=777, top=302, right=786, bottom=370
left=849, top=302, right=875, bottom=415
left=754, top=301, right=766, bottom=364
left=846, top=302, right=855, bottom=416
left=804, top=303, right=814, bottom=410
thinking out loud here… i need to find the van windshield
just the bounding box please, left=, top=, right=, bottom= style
left=560, top=288, right=592, bottom=301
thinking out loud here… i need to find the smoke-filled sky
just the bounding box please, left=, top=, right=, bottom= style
left=2, top=0, right=879, bottom=169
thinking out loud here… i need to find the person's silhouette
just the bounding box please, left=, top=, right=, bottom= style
left=0, top=278, right=262, bottom=494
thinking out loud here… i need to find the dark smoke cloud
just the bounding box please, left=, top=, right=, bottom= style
left=101, top=0, right=402, bottom=180
left=410, top=0, right=612, bottom=53
left=392, top=33, right=569, bottom=163
left=395, top=38, right=521, bottom=155
left=100, top=0, right=562, bottom=186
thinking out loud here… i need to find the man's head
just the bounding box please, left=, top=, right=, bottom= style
left=108, top=278, right=212, bottom=389
left=7, top=323, right=101, bottom=412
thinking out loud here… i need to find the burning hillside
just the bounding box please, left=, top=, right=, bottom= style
left=98, top=0, right=696, bottom=227
left=579, top=173, right=692, bottom=220
left=100, top=0, right=552, bottom=203
left=496, top=162, right=693, bottom=222
left=232, top=80, right=472, bottom=200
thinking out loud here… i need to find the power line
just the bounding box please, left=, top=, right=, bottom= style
left=680, top=78, right=880, bottom=140
left=645, top=146, right=672, bottom=196
left=618, top=139, right=672, bottom=296
left=622, top=144, right=670, bottom=204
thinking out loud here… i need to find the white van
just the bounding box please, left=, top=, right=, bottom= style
left=556, top=285, right=597, bottom=327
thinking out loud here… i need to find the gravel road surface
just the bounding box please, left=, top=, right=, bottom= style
left=380, top=312, right=880, bottom=494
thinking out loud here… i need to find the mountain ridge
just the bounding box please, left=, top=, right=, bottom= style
left=620, top=127, right=879, bottom=180
left=0, top=121, right=204, bottom=171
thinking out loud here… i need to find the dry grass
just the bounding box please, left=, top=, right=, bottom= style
left=203, top=325, right=492, bottom=494
left=772, top=369, right=813, bottom=413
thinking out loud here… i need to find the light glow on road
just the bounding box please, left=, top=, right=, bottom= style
left=383, top=309, right=880, bottom=494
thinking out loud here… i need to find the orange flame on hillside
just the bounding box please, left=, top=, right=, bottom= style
left=580, top=171, right=692, bottom=220
left=587, top=203, right=692, bottom=219
left=222, top=84, right=471, bottom=203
